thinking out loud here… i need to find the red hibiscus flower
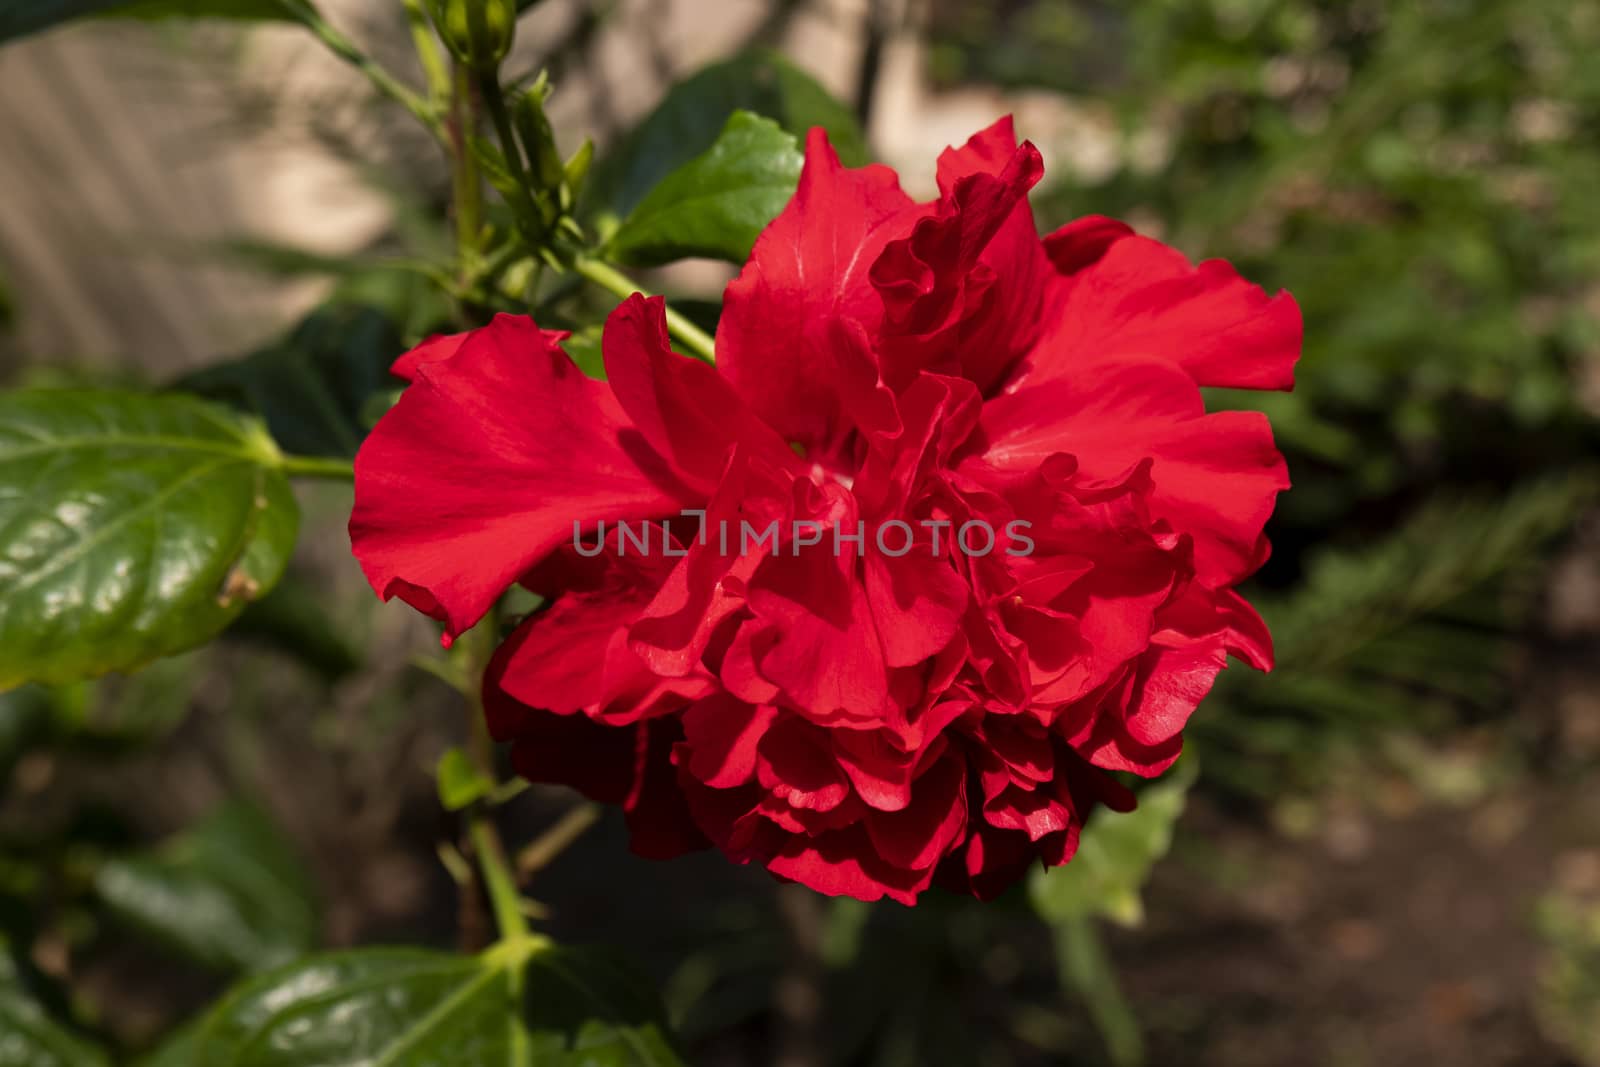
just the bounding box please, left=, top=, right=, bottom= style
left=350, top=117, right=1300, bottom=904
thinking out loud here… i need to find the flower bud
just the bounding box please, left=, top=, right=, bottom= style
left=513, top=80, right=567, bottom=192
left=562, top=138, right=595, bottom=206
left=428, top=0, right=516, bottom=72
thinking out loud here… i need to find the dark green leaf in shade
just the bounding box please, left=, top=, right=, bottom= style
left=0, top=389, right=298, bottom=690
left=607, top=111, right=804, bottom=267
left=175, top=303, right=405, bottom=459
left=0, top=0, right=291, bottom=45
left=0, top=938, right=110, bottom=1067
left=586, top=50, right=867, bottom=222
left=0, top=668, right=199, bottom=775
left=94, top=798, right=318, bottom=973
left=187, top=938, right=688, bottom=1065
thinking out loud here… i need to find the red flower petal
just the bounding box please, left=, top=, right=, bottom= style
left=756, top=714, right=851, bottom=812
left=863, top=752, right=967, bottom=870
left=623, top=720, right=710, bottom=859
left=871, top=135, right=1045, bottom=389
left=679, top=695, right=777, bottom=789
left=720, top=128, right=925, bottom=458
left=603, top=294, right=796, bottom=494
left=492, top=590, right=712, bottom=727
left=389, top=330, right=468, bottom=382
left=969, top=358, right=1287, bottom=585
left=1040, top=215, right=1134, bottom=275
left=746, top=542, right=893, bottom=725
left=351, top=314, right=689, bottom=636
left=485, top=634, right=637, bottom=805
left=766, top=825, right=931, bottom=905
left=356, top=117, right=1301, bottom=905
left=932, top=116, right=1060, bottom=393
left=1019, top=232, right=1301, bottom=392
left=389, top=325, right=574, bottom=382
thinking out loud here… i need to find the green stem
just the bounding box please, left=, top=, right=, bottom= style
left=573, top=257, right=716, bottom=363
left=478, top=72, right=557, bottom=274
left=1056, top=917, right=1144, bottom=1067
left=281, top=454, right=355, bottom=481
left=469, top=812, right=529, bottom=941
left=449, top=62, right=486, bottom=319
left=277, top=0, right=445, bottom=141
left=478, top=74, right=537, bottom=216
left=455, top=617, right=529, bottom=944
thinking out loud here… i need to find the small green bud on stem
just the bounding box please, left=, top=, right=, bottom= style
left=428, top=0, right=516, bottom=72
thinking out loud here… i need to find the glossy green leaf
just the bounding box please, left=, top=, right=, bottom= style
left=1028, top=759, right=1196, bottom=928
left=0, top=0, right=291, bottom=45
left=607, top=111, right=804, bottom=267
left=436, top=746, right=494, bottom=811
left=175, top=304, right=404, bottom=458
left=190, top=938, right=687, bottom=1065
left=95, top=799, right=318, bottom=973
left=0, top=389, right=298, bottom=690
left=587, top=50, right=867, bottom=222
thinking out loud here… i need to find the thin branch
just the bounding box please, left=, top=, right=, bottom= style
left=277, top=0, right=446, bottom=142
left=572, top=257, right=716, bottom=363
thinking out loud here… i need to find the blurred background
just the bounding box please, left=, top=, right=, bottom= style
left=2, top=0, right=1599, bottom=1064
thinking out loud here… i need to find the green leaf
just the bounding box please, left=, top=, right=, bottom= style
left=95, top=799, right=318, bottom=973
left=0, top=389, right=298, bottom=690
left=190, top=938, right=688, bottom=1065
left=607, top=111, right=804, bottom=267
left=587, top=49, right=867, bottom=222
left=436, top=747, right=494, bottom=811
left=133, top=1022, right=201, bottom=1067
left=1028, top=759, right=1196, bottom=928
left=175, top=304, right=405, bottom=458
left=0, top=992, right=111, bottom=1066
left=0, top=0, right=291, bottom=46
left=0, top=939, right=110, bottom=1067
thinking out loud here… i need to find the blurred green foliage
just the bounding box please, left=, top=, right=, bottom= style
left=1536, top=889, right=1600, bottom=1065
left=925, top=2, right=1600, bottom=1061
left=926, top=0, right=1600, bottom=788
left=2, top=1, right=1598, bottom=1065
left=937, top=0, right=1600, bottom=525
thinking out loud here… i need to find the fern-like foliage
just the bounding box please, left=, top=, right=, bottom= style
left=1196, top=471, right=1599, bottom=794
